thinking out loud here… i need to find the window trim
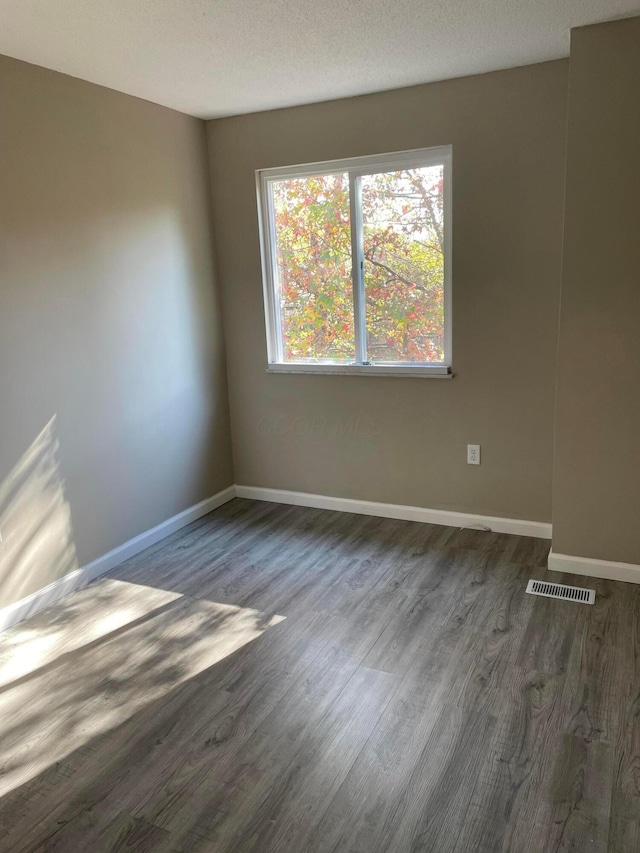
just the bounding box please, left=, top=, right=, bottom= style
left=256, top=146, right=453, bottom=376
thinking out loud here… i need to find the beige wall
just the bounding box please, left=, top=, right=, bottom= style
left=207, top=61, right=568, bottom=523
left=0, top=55, right=233, bottom=607
left=552, top=18, right=640, bottom=564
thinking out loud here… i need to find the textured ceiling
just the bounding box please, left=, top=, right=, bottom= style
left=2, top=0, right=640, bottom=118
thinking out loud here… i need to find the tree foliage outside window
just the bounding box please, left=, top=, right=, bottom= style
left=272, top=173, right=355, bottom=361
left=362, top=166, right=444, bottom=363
left=261, top=149, right=451, bottom=370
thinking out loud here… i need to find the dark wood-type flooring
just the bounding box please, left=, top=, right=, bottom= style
left=0, top=498, right=638, bottom=852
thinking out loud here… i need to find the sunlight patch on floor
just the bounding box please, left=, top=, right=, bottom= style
left=0, top=578, right=284, bottom=796
left=0, top=577, right=183, bottom=686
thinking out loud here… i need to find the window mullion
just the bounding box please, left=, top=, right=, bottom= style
left=349, top=172, right=367, bottom=364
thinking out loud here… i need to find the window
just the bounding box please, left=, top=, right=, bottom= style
left=257, top=147, right=452, bottom=376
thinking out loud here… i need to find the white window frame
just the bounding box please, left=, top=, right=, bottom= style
left=256, top=146, right=453, bottom=377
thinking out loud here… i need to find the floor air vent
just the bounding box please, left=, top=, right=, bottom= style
left=526, top=579, right=595, bottom=605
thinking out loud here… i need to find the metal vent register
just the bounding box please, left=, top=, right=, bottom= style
left=526, top=579, right=595, bottom=605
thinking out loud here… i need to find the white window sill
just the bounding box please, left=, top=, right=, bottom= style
left=266, top=363, right=452, bottom=378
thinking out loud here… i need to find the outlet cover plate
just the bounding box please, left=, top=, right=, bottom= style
left=467, top=444, right=480, bottom=465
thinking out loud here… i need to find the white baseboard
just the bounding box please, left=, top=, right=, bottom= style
left=0, top=480, right=554, bottom=635
left=0, top=485, right=236, bottom=633
left=235, top=485, right=552, bottom=540
left=548, top=549, right=640, bottom=585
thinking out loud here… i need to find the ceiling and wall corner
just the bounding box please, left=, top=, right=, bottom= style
left=1, top=0, right=640, bottom=118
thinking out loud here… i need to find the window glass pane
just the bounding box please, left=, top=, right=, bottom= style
left=361, top=165, right=445, bottom=363
left=271, top=173, right=354, bottom=362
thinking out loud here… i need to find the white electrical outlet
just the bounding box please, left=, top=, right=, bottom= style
left=467, top=444, right=481, bottom=465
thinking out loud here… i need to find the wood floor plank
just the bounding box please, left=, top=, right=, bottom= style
left=534, top=733, right=613, bottom=853
left=515, top=592, right=579, bottom=676
left=370, top=703, right=496, bottom=853
left=608, top=582, right=640, bottom=853
left=194, top=666, right=399, bottom=853
left=134, top=643, right=367, bottom=834
left=304, top=677, right=449, bottom=853
left=446, top=559, right=535, bottom=714
left=558, top=577, right=627, bottom=744
left=31, top=810, right=173, bottom=853
left=455, top=667, right=564, bottom=853
left=363, top=548, right=483, bottom=677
